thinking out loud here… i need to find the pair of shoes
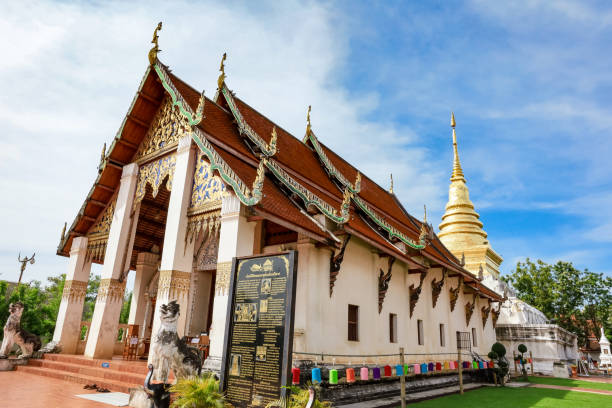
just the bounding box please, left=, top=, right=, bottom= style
left=84, top=384, right=98, bottom=390
left=97, top=387, right=110, bottom=393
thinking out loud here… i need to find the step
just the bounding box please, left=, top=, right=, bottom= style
left=27, top=359, right=146, bottom=385
left=42, top=354, right=149, bottom=375
left=15, top=365, right=139, bottom=394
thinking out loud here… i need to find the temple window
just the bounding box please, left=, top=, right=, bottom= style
left=439, top=324, right=446, bottom=347
left=472, top=328, right=478, bottom=347
left=417, top=319, right=424, bottom=345
left=348, top=305, right=359, bottom=341
left=389, top=313, right=397, bottom=343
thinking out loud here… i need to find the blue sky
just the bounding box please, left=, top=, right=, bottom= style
left=0, top=0, right=610, bottom=288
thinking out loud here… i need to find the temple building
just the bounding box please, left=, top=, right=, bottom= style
left=51, top=29, right=502, bottom=377
left=438, top=115, right=578, bottom=375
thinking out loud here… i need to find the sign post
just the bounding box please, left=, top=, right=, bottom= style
left=220, top=251, right=298, bottom=408
left=399, top=347, right=406, bottom=408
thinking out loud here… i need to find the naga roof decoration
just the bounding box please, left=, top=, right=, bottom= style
left=302, top=112, right=427, bottom=250
left=217, top=74, right=349, bottom=223
left=152, top=60, right=264, bottom=206
left=303, top=129, right=361, bottom=194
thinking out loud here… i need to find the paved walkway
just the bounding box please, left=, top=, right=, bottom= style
left=0, top=371, right=112, bottom=407
left=530, top=383, right=612, bottom=396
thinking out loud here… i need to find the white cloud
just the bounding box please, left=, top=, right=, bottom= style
left=0, top=1, right=441, bottom=284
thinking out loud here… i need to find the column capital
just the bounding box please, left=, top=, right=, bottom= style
left=177, top=135, right=193, bottom=154
left=70, top=236, right=89, bottom=254
left=121, top=162, right=139, bottom=179
left=221, top=193, right=241, bottom=217
left=97, top=278, right=126, bottom=303
left=136, top=251, right=160, bottom=267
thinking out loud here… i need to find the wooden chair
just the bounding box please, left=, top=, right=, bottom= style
left=123, top=325, right=140, bottom=361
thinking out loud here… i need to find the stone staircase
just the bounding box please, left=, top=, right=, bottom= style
left=16, top=354, right=149, bottom=394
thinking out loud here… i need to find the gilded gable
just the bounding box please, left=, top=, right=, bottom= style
left=134, top=97, right=190, bottom=160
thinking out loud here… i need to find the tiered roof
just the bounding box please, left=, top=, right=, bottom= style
left=57, top=51, right=501, bottom=301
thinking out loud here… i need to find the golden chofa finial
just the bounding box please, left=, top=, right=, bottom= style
left=306, top=105, right=312, bottom=134
left=354, top=171, right=362, bottom=193
left=269, top=126, right=278, bottom=156
left=148, top=22, right=162, bottom=65
left=389, top=173, right=394, bottom=194
left=423, top=204, right=427, bottom=223
left=451, top=111, right=456, bottom=128
left=217, top=52, right=227, bottom=89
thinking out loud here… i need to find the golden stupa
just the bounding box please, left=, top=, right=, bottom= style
left=438, top=113, right=503, bottom=279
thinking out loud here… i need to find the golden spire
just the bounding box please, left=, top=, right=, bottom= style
left=451, top=112, right=465, bottom=182
left=217, top=52, right=227, bottom=89
left=423, top=204, right=427, bottom=224
left=389, top=173, right=394, bottom=194
left=148, top=22, right=162, bottom=65
left=306, top=105, right=312, bottom=135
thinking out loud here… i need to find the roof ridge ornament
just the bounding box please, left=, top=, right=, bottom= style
left=389, top=173, right=394, bottom=194
left=306, top=105, right=312, bottom=135
left=192, top=90, right=206, bottom=126
left=217, top=52, right=227, bottom=89
left=268, top=126, right=278, bottom=157
left=148, top=22, right=162, bottom=65
left=418, top=204, right=433, bottom=247
left=98, top=142, right=106, bottom=173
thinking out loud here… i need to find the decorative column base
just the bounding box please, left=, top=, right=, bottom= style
left=53, top=280, right=88, bottom=354
left=84, top=278, right=126, bottom=359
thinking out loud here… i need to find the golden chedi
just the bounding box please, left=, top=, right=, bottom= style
left=438, top=113, right=502, bottom=279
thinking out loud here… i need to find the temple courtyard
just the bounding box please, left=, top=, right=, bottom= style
left=1, top=372, right=610, bottom=407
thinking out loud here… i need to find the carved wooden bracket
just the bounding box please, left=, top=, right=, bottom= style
left=329, top=234, right=351, bottom=297
left=409, top=271, right=427, bottom=318
left=481, top=300, right=492, bottom=328
left=465, top=292, right=477, bottom=326
left=449, top=276, right=463, bottom=312
left=431, top=269, right=447, bottom=309
left=491, top=301, right=502, bottom=327
left=378, top=257, right=395, bottom=314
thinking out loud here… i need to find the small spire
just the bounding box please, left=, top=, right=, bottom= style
left=148, top=22, right=162, bottom=65
left=60, top=222, right=67, bottom=242
left=217, top=52, right=227, bottom=89
left=306, top=105, right=312, bottom=135
left=389, top=173, right=394, bottom=194
left=451, top=112, right=465, bottom=182
left=423, top=204, right=427, bottom=224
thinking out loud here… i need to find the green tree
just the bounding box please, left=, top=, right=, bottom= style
left=120, top=292, right=132, bottom=324
left=82, top=274, right=101, bottom=321
left=504, top=259, right=612, bottom=346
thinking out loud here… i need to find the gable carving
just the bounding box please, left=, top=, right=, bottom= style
left=190, top=151, right=229, bottom=214
left=134, top=97, right=189, bottom=160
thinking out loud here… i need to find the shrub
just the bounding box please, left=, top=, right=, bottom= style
left=489, top=343, right=509, bottom=386
left=168, top=373, right=225, bottom=408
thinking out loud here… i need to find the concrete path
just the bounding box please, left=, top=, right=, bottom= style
left=529, top=383, right=612, bottom=396
left=336, top=383, right=485, bottom=408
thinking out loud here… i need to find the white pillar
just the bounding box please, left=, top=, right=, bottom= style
left=148, top=136, right=196, bottom=367
left=85, top=163, right=139, bottom=358
left=203, top=193, right=255, bottom=371
left=52, top=236, right=92, bottom=354
left=129, top=252, right=159, bottom=337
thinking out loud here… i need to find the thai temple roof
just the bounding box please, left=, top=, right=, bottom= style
left=55, top=35, right=501, bottom=301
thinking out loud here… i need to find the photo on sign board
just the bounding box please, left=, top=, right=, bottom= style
left=234, top=302, right=258, bottom=323
left=259, top=299, right=268, bottom=313
left=260, top=278, right=271, bottom=295
left=229, top=353, right=241, bottom=376
left=256, top=345, right=267, bottom=362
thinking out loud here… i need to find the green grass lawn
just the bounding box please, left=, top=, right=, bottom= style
left=525, top=376, right=612, bottom=391
left=405, top=386, right=610, bottom=408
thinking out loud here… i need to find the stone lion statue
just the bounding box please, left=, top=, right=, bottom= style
left=0, top=302, right=41, bottom=358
